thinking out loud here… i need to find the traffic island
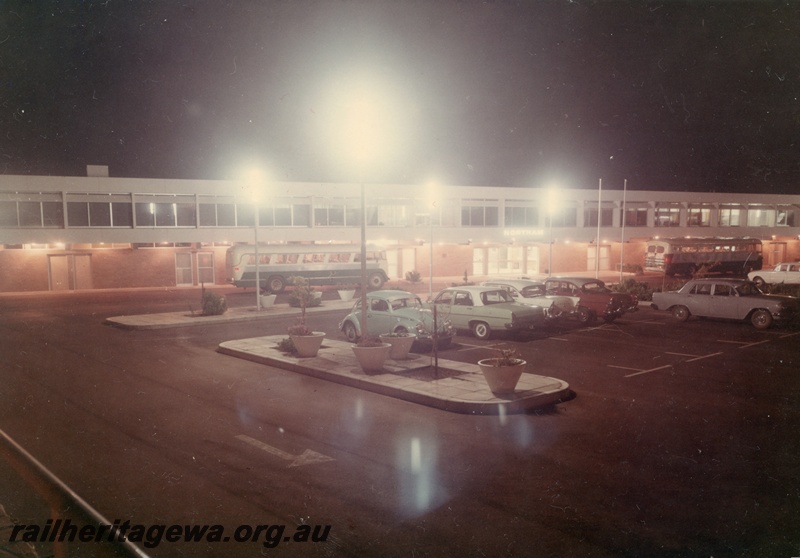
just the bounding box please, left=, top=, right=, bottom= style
left=217, top=336, right=571, bottom=415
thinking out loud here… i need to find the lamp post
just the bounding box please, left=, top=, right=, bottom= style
left=546, top=186, right=559, bottom=277
left=426, top=183, right=439, bottom=300
left=619, top=178, right=627, bottom=283
left=246, top=168, right=265, bottom=311
left=596, top=178, right=602, bottom=279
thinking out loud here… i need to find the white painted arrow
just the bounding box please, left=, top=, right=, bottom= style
left=236, top=434, right=334, bottom=468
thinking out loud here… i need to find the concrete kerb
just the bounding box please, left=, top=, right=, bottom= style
left=218, top=335, right=571, bottom=415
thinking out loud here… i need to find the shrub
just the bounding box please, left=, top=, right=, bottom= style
left=610, top=278, right=654, bottom=301
left=288, top=276, right=321, bottom=309
left=276, top=337, right=296, bottom=354
left=201, top=291, right=228, bottom=315
left=405, top=270, right=421, bottom=283
left=762, top=283, right=800, bottom=297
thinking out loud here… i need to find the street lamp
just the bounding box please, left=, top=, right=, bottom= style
left=546, top=185, right=560, bottom=277
left=245, top=168, right=266, bottom=311
left=426, top=182, right=440, bottom=300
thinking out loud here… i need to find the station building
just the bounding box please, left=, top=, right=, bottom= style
left=1, top=165, right=799, bottom=293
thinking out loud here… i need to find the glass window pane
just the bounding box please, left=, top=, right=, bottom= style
left=199, top=204, right=216, bottom=226
left=112, top=203, right=133, bottom=227
left=135, top=203, right=155, bottom=227
left=89, top=202, right=111, bottom=226
left=68, top=202, right=89, bottom=226
left=217, top=204, right=235, bottom=226
left=176, top=203, right=196, bottom=226
left=18, top=202, right=41, bottom=226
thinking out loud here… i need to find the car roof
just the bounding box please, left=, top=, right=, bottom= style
left=481, top=279, right=544, bottom=288
left=366, top=290, right=417, bottom=299
left=545, top=276, right=605, bottom=286
left=688, top=278, right=750, bottom=284
left=439, top=285, right=511, bottom=293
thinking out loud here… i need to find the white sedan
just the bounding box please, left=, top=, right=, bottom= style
left=481, top=278, right=579, bottom=318
left=748, top=262, right=800, bottom=287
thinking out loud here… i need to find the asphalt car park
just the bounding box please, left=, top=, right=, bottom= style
left=428, top=304, right=799, bottom=384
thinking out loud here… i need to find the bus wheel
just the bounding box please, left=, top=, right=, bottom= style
left=267, top=276, right=286, bottom=293
left=367, top=272, right=385, bottom=290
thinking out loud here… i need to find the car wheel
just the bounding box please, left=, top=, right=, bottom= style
left=577, top=307, right=595, bottom=324
left=267, top=275, right=286, bottom=293
left=472, top=321, right=491, bottom=340
left=751, top=276, right=765, bottom=288
left=750, top=309, right=773, bottom=330
left=342, top=321, right=359, bottom=342
left=671, top=305, right=690, bottom=322
left=393, top=326, right=409, bottom=335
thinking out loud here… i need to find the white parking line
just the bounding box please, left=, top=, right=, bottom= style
left=664, top=351, right=702, bottom=358
left=738, top=340, right=770, bottom=349
left=624, top=364, right=673, bottom=378
left=686, top=351, right=723, bottom=362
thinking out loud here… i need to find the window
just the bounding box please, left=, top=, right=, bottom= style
left=654, top=205, right=680, bottom=227
left=718, top=205, right=741, bottom=227
left=584, top=205, right=613, bottom=227
left=747, top=205, right=775, bottom=227
left=776, top=205, right=796, bottom=227
left=687, top=204, right=712, bottom=227
left=504, top=202, right=538, bottom=227
left=461, top=199, right=499, bottom=227
left=622, top=205, right=648, bottom=226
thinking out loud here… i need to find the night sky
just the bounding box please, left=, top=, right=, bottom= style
left=2, top=0, right=798, bottom=194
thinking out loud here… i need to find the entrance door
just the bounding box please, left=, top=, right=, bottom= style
left=49, top=254, right=93, bottom=291
left=197, top=252, right=215, bottom=285
left=587, top=245, right=612, bottom=272
left=175, top=252, right=193, bottom=286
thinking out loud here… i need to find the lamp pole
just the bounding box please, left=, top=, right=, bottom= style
left=359, top=180, right=368, bottom=337
left=596, top=178, right=602, bottom=279
left=254, top=203, right=260, bottom=311
left=619, top=178, right=627, bottom=283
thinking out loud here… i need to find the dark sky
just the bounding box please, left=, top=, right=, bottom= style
left=1, top=0, right=799, bottom=194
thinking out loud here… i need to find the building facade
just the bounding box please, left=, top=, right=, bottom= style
left=1, top=166, right=799, bottom=292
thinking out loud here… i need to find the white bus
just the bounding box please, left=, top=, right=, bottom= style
left=644, top=237, right=763, bottom=276
left=225, top=243, right=390, bottom=292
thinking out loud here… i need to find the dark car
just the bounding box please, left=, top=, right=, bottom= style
left=544, top=277, right=638, bottom=324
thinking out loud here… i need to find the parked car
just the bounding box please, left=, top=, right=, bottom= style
left=429, top=285, right=547, bottom=340
left=339, top=290, right=454, bottom=349
left=650, top=278, right=798, bottom=329
left=748, top=262, right=800, bottom=288
left=543, top=276, right=638, bottom=324
left=480, top=278, right=578, bottom=318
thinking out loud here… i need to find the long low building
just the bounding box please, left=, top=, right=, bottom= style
left=1, top=165, right=798, bottom=292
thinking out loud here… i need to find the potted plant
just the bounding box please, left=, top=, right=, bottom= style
left=477, top=346, right=526, bottom=395
left=351, top=336, right=392, bottom=373
left=259, top=287, right=277, bottom=309
left=336, top=283, right=357, bottom=301
left=286, top=277, right=325, bottom=357
left=378, top=331, right=415, bottom=360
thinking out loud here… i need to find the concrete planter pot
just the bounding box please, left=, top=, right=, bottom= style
left=379, top=334, right=415, bottom=360
left=351, top=343, right=392, bottom=373
left=259, top=294, right=277, bottom=308
left=477, top=358, right=526, bottom=395
left=289, top=332, right=325, bottom=357
left=337, top=289, right=356, bottom=301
